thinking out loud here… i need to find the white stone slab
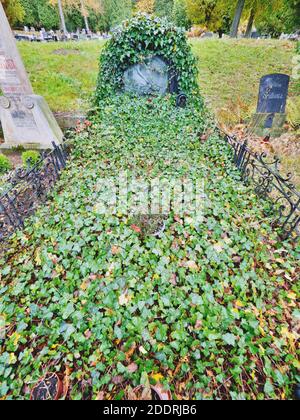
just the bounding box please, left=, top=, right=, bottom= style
left=0, top=3, right=63, bottom=149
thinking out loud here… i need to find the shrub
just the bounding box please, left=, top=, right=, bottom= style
left=0, top=154, right=12, bottom=175
left=22, top=150, right=40, bottom=167
left=96, top=13, right=199, bottom=103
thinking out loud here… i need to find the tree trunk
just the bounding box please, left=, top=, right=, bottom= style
left=83, top=15, right=90, bottom=32
left=245, top=8, right=255, bottom=38
left=57, top=0, right=67, bottom=34
left=230, top=0, right=246, bottom=38
left=81, top=0, right=90, bottom=33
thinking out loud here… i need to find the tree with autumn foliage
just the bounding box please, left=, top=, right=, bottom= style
left=1, top=0, right=25, bottom=25
left=135, top=0, right=155, bottom=14
left=248, top=0, right=300, bottom=37
left=230, top=0, right=299, bottom=37
left=49, top=0, right=102, bottom=33
left=185, top=0, right=300, bottom=37
left=79, top=0, right=103, bottom=32
left=186, top=0, right=234, bottom=35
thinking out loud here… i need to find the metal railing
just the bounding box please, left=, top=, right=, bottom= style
left=0, top=141, right=68, bottom=249
left=226, top=134, right=300, bottom=240
left=1, top=133, right=299, bottom=250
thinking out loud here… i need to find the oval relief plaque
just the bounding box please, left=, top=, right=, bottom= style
left=124, top=56, right=169, bottom=96
left=22, top=96, right=35, bottom=109
left=0, top=96, right=11, bottom=109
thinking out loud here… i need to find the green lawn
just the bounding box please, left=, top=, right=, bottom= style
left=16, top=39, right=300, bottom=185
left=17, top=39, right=299, bottom=129
left=18, top=41, right=104, bottom=113
left=192, top=39, right=300, bottom=129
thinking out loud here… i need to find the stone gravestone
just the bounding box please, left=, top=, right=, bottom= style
left=201, top=32, right=214, bottom=38
left=252, top=73, right=290, bottom=136
left=124, top=56, right=169, bottom=96
left=0, top=3, right=63, bottom=149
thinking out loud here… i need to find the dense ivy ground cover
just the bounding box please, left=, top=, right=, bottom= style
left=0, top=95, right=299, bottom=400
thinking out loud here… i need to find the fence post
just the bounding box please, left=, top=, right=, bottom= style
left=236, top=140, right=248, bottom=169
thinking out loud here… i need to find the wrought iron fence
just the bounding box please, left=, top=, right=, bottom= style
left=1, top=132, right=298, bottom=250
left=226, top=134, right=300, bottom=240
left=0, top=141, right=68, bottom=249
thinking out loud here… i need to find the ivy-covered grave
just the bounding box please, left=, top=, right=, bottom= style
left=95, top=13, right=198, bottom=101
left=0, top=15, right=299, bottom=401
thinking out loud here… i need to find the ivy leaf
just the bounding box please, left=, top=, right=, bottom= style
left=62, top=303, right=75, bottom=320
left=264, top=380, right=274, bottom=396
left=222, top=333, right=236, bottom=346
left=60, top=323, right=76, bottom=341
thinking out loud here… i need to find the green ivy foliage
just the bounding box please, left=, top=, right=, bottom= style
left=95, top=13, right=199, bottom=102
left=21, top=150, right=40, bottom=168
left=0, top=154, right=11, bottom=175
left=0, top=94, right=299, bottom=400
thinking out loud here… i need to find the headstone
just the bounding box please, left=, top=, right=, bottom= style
left=251, top=31, right=260, bottom=39
left=0, top=3, right=63, bottom=149
left=124, top=56, right=169, bottom=96
left=256, top=74, right=290, bottom=114
left=201, top=32, right=215, bottom=39
left=252, top=73, right=290, bottom=136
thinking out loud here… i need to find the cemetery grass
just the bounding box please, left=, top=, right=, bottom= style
left=0, top=95, right=299, bottom=400
left=18, top=39, right=298, bottom=124
left=17, top=41, right=105, bottom=113
left=17, top=39, right=300, bottom=185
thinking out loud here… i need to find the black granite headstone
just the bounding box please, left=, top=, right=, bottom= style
left=256, top=73, right=290, bottom=114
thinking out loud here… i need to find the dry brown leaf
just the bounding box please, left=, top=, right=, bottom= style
left=127, top=362, right=138, bottom=373
left=96, top=391, right=105, bottom=400
left=111, top=245, right=121, bottom=255
left=112, top=375, right=124, bottom=385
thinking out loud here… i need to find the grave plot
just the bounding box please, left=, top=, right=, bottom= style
left=0, top=15, right=299, bottom=401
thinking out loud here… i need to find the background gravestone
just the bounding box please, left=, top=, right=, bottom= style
left=252, top=73, right=290, bottom=136
left=0, top=3, right=63, bottom=150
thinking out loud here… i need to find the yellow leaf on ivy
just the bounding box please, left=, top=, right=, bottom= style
left=151, top=373, right=164, bottom=382
left=287, top=292, right=296, bottom=300
left=51, top=344, right=60, bottom=350
left=11, top=332, right=21, bottom=347
left=9, top=353, right=17, bottom=365
left=80, top=281, right=88, bottom=291
left=35, top=248, right=42, bottom=265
